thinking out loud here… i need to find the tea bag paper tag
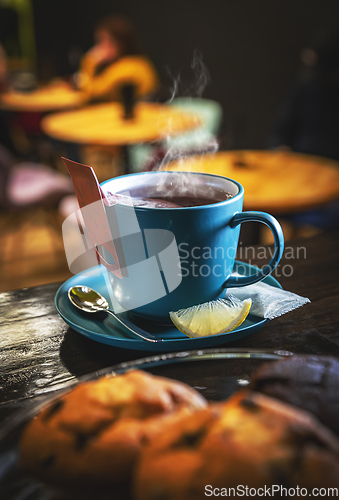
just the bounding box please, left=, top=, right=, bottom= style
left=62, top=157, right=122, bottom=279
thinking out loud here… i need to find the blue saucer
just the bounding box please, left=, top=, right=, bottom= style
left=54, top=261, right=282, bottom=352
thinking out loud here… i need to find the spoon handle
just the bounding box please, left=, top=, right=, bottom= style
left=105, top=309, right=162, bottom=343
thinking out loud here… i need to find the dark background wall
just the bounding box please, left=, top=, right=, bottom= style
left=31, top=0, right=339, bottom=150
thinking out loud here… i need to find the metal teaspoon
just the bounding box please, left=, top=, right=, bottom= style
left=68, top=285, right=162, bottom=343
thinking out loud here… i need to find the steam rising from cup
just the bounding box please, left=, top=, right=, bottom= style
left=142, top=50, right=220, bottom=197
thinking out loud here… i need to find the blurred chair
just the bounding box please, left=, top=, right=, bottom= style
left=166, top=97, right=223, bottom=150
left=284, top=200, right=339, bottom=235
left=0, top=145, right=74, bottom=268
left=129, top=97, right=223, bottom=171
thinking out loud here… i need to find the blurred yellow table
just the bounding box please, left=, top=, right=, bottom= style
left=166, top=150, right=339, bottom=214
left=0, top=82, right=86, bottom=112
left=41, top=101, right=200, bottom=146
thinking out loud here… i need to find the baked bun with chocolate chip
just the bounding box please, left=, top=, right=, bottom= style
left=134, top=390, right=339, bottom=500
left=19, top=370, right=207, bottom=492
left=248, top=354, right=339, bottom=437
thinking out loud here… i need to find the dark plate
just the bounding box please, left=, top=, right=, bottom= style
left=0, top=348, right=292, bottom=500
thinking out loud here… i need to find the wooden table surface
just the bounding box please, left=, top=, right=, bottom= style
left=166, top=150, right=339, bottom=214
left=1, top=230, right=338, bottom=424
left=0, top=82, right=86, bottom=112
left=41, top=101, right=200, bottom=146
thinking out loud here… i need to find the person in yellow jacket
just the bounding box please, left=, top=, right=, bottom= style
left=76, top=15, right=159, bottom=102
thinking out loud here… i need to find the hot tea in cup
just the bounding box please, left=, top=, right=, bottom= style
left=106, top=181, right=233, bottom=208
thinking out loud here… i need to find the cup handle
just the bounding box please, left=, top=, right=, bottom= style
left=222, top=211, right=284, bottom=288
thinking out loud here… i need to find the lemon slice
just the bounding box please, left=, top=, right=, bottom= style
left=169, top=296, right=252, bottom=338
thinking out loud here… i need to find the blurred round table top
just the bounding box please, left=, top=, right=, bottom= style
left=41, top=101, right=200, bottom=146
left=166, top=150, right=339, bottom=214
left=0, top=82, right=86, bottom=112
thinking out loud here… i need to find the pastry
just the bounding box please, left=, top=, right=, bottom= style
left=19, top=369, right=207, bottom=492
left=134, top=390, right=339, bottom=500
left=248, top=354, right=339, bottom=436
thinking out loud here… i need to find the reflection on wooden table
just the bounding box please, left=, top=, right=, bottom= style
left=166, top=150, right=339, bottom=214
left=41, top=102, right=200, bottom=146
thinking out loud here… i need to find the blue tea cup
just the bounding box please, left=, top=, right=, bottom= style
left=99, top=171, right=284, bottom=323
